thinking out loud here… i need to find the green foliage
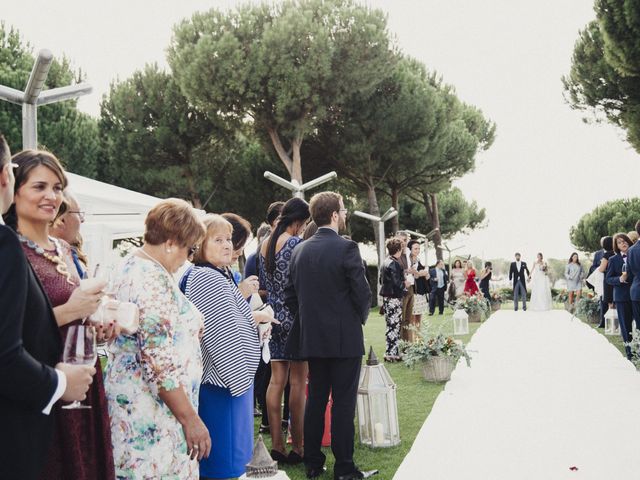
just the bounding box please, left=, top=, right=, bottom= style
left=400, top=328, right=471, bottom=369
left=576, top=293, right=600, bottom=319
left=168, top=0, right=394, bottom=182
left=398, top=187, right=486, bottom=241
left=569, top=198, right=640, bottom=251
left=0, top=23, right=100, bottom=176
left=454, top=293, right=490, bottom=317
left=563, top=2, right=640, bottom=153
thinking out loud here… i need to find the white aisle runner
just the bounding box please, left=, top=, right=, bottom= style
left=394, top=310, right=640, bottom=480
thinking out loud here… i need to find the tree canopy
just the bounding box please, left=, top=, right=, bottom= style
left=570, top=198, right=640, bottom=252
left=168, top=0, right=394, bottom=184
left=563, top=2, right=640, bottom=153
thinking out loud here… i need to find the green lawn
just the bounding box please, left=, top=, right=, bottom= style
left=256, top=306, right=486, bottom=480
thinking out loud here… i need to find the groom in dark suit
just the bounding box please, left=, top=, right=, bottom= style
left=285, top=191, right=374, bottom=480
left=627, top=221, right=640, bottom=328
left=509, top=252, right=530, bottom=311
left=0, top=135, right=95, bottom=479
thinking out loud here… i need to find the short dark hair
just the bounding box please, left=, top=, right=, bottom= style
left=636, top=220, right=640, bottom=236
left=302, top=220, right=318, bottom=240
left=408, top=240, right=420, bottom=251
left=221, top=212, right=252, bottom=251
left=613, top=233, right=632, bottom=254
left=386, top=237, right=402, bottom=256
left=0, top=135, right=10, bottom=166
left=484, top=261, right=492, bottom=268
left=266, top=201, right=285, bottom=226
left=309, top=191, right=341, bottom=227
left=602, top=236, right=614, bottom=252
left=515, top=252, right=521, bottom=256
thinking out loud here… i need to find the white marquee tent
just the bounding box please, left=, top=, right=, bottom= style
left=67, top=172, right=162, bottom=269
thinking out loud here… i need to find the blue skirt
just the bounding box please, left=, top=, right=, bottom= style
left=199, top=383, right=254, bottom=479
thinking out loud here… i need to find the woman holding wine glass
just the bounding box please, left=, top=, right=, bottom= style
left=105, top=199, right=210, bottom=479
left=3, top=150, right=115, bottom=480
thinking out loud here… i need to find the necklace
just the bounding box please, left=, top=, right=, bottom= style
left=18, top=233, right=74, bottom=285
left=138, top=247, right=173, bottom=278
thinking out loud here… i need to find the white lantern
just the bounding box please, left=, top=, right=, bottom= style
left=453, top=309, right=469, bottom=335
left=604, top=308, right=620, bottom=336
left=357, top=347, right=400, bottom=448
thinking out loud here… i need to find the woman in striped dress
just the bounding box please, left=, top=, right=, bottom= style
left=183, top=214, right=272, bottom=479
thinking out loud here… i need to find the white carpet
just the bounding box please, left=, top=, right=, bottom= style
left=393, top=310, right=640, bottom=480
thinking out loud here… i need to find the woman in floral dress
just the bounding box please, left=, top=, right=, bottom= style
left=105, top=199, right=209, bottom=479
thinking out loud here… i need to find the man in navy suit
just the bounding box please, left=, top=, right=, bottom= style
left=428, top=260, right=449, bottom=315
left=285, top=191, right=375, bottom=480
left=627, top=221, right=640, bottom=328
left=0, top=135, right=95, bottom=479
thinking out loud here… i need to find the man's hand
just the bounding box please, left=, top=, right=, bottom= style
left=56, top=363, right=96, bottom=402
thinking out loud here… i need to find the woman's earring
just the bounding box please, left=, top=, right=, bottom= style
left=166, top=248, right=172, bottom=253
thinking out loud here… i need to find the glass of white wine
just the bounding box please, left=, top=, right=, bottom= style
left=61, top=324, right=97, bottom=410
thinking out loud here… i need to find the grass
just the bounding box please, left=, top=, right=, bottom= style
left=255, top=306, right=486, bottom=480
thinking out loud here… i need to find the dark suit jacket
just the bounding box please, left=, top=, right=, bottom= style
left=509, top=262, right=530, bottom=290
left=284, top=227, right=371, bottom=359
left=627, top=242, right=640, bottom=302
left=0, top=225, right=62, bottom=479
left=606, top=253, right=633, bottom=302
left=428, top=267, right=449, bottom=291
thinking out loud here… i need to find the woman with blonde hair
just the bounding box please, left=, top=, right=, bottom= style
left=183, top=214, right=273, bottom=479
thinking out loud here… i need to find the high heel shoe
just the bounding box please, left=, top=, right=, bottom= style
left=288, top=450, right=304, bottom=464
left=271, top=449, right=289, bottom=464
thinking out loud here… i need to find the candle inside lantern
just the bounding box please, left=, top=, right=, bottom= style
left=374, top=422, right=384, bottom=445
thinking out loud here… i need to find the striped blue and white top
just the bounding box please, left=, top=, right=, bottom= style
left=184, top=264, right=260, bottom=397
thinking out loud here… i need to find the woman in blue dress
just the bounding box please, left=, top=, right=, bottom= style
left=259, top=197, right=310, bottom=464
left=183, top=214, right=271, bottom=479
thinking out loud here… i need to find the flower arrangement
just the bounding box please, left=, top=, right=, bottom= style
left=113, top=237, right=143, bottom=258
left=575, top=295, right=600, bottom=321
left=626, top=330, right=640, bottom=371
left=554, top=289, right=569, bottom=303
left=490, top=290, right=504, bottom=304
left=455, top=293, right=490, bottom=316
left=400, top=326, right=471, bottom=370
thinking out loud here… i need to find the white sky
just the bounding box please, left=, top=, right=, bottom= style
left=2, top=0, right=639, bottom=261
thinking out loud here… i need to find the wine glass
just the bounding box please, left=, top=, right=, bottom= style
left=61, top=325, right=97, bottom=410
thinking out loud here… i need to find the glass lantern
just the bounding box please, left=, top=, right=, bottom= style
left=357, top=347, right=400, bottom=448
left=604, top=308, right=619, bottom=336
left=453, top=309, right=469, bottom=335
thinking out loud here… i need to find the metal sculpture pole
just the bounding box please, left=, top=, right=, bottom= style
left=0, top=49, right=92, bottom=149
left=353, top=208, right=398, bottom=278
left=263, top=171, right=337, bottom=199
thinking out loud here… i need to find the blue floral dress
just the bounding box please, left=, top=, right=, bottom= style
left=105, top=255, right=204, bottom=480
left=259, top=236, right=301, bottom=360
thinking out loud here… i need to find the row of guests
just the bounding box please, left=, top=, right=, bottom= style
left=590, top=230, right=640, bottom=359
left=0, top=141, right=275, bottom=479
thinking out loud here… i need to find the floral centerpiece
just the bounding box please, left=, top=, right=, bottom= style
left=400, top=326, right=471, bottom=382
left=576, top=293, right=600, bottom=324
left=489, top=290, right=504, bottom=311
left=455, top=293, right=490, bottom=321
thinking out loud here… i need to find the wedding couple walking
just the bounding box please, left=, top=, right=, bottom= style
left=509, top=252, right=552, bottom=311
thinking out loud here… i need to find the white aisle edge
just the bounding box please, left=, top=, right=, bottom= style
left=393, top=310, right=640, bottom=480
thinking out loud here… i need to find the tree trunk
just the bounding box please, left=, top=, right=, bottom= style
left=267, top=127, right=295, bottom=180
left=183, top=158, right=203, bottom=209
left=424, top=192, right=443, bottom=261
left=366, top=181, right=382, bottom=246
left=390, top=186, right=400, bottom=233
left=290, top=135, right=303, bottom=185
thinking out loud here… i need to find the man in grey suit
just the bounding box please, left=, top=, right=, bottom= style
left=285, top=191, right=374, bottom=480
left=509, top=252, right=530, bottom=311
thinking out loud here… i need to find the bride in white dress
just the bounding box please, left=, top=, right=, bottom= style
left=529, top=252, right=553, bottom=311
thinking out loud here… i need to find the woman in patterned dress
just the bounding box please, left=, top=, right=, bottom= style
left=105, top=199, right=210, bottom=479
left=258, top=197, right=310, bottom=463
left=4, top=150, right=115, bottom=480
left=380, top=237, right=409, bottom=362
